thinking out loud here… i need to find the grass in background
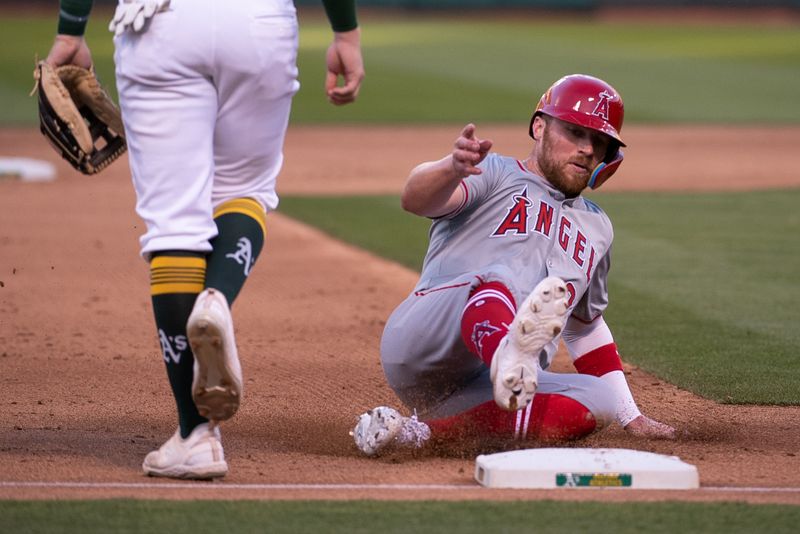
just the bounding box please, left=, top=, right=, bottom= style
left=3, top=12, right=799, bottom=125
left=2, top=499, right=800, bottom=533
left=279, top=189, right=800, bottom=405
left=594, top=189, right=800, bottom=404
left=279, top=195, right=430, bottom=269
left=295, top=17, right=800, bottom=124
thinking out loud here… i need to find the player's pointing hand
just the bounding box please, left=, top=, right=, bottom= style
left=452, top=123, right=493, bottom=177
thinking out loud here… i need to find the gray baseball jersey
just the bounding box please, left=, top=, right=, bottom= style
left=381, top=153, right=615, bottom=420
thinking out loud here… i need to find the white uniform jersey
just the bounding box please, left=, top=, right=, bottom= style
left=418, top=153, right=613, bottom=326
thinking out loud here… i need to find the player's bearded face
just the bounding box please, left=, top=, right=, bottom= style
left=536, top=117, right=611, bottom=197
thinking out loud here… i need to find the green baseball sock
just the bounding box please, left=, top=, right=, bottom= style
left=205, top=197, right=266, bottom=305
left=150, top=251, right=208, bottom=439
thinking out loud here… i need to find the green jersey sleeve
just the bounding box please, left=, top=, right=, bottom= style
left=321, top=0, right=358, bottom=32
left=58, top=0, right=94, bottom=36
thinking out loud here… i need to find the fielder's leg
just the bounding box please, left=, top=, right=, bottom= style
left=188, top=198, right=266, bottom=421
left=149, top=252, right=209, bottom=438
left=204, top=198, right=266, bottom=305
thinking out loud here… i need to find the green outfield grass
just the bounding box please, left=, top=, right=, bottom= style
left=2, top=12, right=799, bottom=125
left=591, top=190, right=800, bottom=404
left=2, top=499, right=800, bottom=533
left=295, top=18, right=800, bottom=124
left=279, top=189, right=800, bottom=405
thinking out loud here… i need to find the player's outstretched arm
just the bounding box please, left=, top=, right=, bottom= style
left=401, top=123, right=493, bottom=218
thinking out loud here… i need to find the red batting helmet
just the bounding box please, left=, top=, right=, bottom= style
left=529, top=74, right=626, bottom=189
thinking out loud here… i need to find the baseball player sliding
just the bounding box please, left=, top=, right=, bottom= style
left=353, top=74, right=676, bottom=456
left=46, top=0, right=364, bottom=479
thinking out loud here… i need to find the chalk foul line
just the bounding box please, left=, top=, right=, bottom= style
left=1, top=481, right=799, bottom=493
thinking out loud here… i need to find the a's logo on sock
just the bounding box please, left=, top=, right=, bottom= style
left=225, top=237, right=254, bottom=276
left=158, top=329, right=187, bottom=364
left=471, top=320, right=502, bottom=355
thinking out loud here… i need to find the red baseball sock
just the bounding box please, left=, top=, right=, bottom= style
left=573, top=343, right=623, bottom=377
left=460, top=281, right=516, bottom=366
left=528, top=394, right=597, bottom=440
left=428, top=395, right=597, bottom=442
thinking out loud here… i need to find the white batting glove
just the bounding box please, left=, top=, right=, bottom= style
left=108, top=0, right=171, bottom=36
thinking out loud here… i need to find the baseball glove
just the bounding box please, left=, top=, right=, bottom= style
left=32, top=61, right=126, bottom=175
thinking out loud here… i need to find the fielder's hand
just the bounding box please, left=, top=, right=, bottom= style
left=452, top=123, right=493, bottom=177
left=325, top=28, right=364, bottom=106
left=45, top=34, right=93, bottom=69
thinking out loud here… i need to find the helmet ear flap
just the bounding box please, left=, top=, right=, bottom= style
left=528, top=112, right=542, bottom=140
left=588, top=149, right=623, bottom=190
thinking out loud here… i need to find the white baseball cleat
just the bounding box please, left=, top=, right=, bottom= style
left=142, top=423, right=228, bottom=479
left=187, top=288, right=243, bottom=422
left=490, top=276, right=569, bottom=411
left=351, top=406, right=431, bottom=456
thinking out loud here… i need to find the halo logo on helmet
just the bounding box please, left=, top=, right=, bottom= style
left=591, top=90, right=613, bottom=121
left=529, top=74, right=625, bottom=190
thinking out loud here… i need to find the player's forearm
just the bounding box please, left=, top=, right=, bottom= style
left=321, top=0, right=358, bottom=32
left=564, top=317, right=642, bottom=427
left=401, top=156, right=464, bottom=218
left=58, top=0, right=93, bottom=36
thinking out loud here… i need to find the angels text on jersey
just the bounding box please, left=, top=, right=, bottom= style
left=491, top=185, right=598, bottom=284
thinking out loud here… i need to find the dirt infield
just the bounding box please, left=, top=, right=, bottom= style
left=1, top=125, right=799, bottom=504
